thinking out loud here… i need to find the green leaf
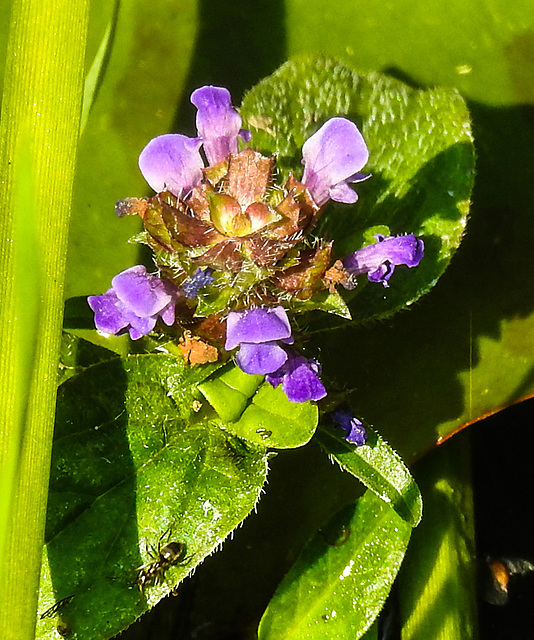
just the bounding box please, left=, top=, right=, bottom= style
left=277, top=1, right=534, bottom=457
left=36, top=355, right=268, bottom=640
left=199, top=364, right=319, bottom=448
left=258, top=491, right=412, bottom=640
left=316, top=425, right=422, bottom=527
left=198, top=363, right=264, bottom=423
left=241, top=55, right=474, bottom=323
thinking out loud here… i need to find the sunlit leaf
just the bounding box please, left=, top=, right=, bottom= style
left=316, top=424, right=422, bottom=526
left=199, top=364, right=319, bottom=448
left=258, top=491, right=411, bottom=640
left=36, top=355, right=268, bottom=640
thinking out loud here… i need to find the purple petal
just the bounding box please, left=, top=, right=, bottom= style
left=329, top=409, right=367, bottom=446
left=138, top=134, right=203, bottom=197
left=123, top=313, right=157, bottom=340
left=267, top=352, right=327, bottom=403
left=111, top=265, right=175, bottom=317
left=301, top=117, right=369, bottom=207
left=281, top=357, right=327, bottom=403
left=89, top=266, right=181, bottom=340
left=87, top=290, right=130, bottom=335
left=225, top=306, right=292, bottom=351
left=191, top=86, right=242, bottom=165
left=342, top=234, right=424, bottom=287
left=236, top=341, right=288, bottom=375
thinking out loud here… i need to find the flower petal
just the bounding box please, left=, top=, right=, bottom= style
left=281, top=357, right=327, bottom=403
left=87, top=290, right=130, bottom=335
left=111, top=265, right=174, bottom=317
left=329, top=409, right=367, bottom=446
left=302, top=117, right=369, bottom=207
left=236, top=341, right=288, bottom=375
left=225, top=306, right=292, bottom=350
left=266, top=352, right=327, bottom=403
left=342, top=234, right=424, bottom=287
left=138, top=133, right=203, bottom=197
left=191, top=86, right=242, bottom=165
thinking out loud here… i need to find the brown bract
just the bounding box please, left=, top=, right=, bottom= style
left=273, top=243, right=333, bottom=300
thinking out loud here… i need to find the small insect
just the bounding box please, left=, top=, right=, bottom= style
left=481, top=555, right=534, bottom=605
left=323, top=259, right=356, bottom=293
left=256, top=427, right=272, bottom=440
left=135, top=534, right=188, bottom=591
left=39, top=595, right=74, bottom=620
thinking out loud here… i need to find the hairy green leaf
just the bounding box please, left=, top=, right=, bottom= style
left=36, top=355, right=268, bottom=640
left=258, top=491, right=411, bottom=640
left=241, top=55, right=474, bottom=323
left=316, top=425, right=422, bottom=526
left=199, top=364, right=319, bottom=448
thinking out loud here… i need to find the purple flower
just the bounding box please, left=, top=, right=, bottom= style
left=87, top=265, right=181, bottom=340
left=182, top=267, right=215, bottom=299
left=342, top=234, right=424, bottom=287
left=138, top=86, right=249, bottom=196
left=138, top=134, right=203, bottom=197
left=301, top=117, right=369, bottom=207
left=191, top=86, right=243, bottom=166
left=225, top=306, right=294, bottom=375
left=266, top=350, right=327, bottom=403
left=329, top=409, right=367, bottom=446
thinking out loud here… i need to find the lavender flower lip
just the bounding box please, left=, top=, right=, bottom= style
left=138, top=134, right=203, bottom=198
left=88, top=265, right=180, bottom=340
left=342, top=234, right=424, bottom=287
left=225, top=306, right=294, bottom=375
left=301, top=117, right=369, bottom=207
left=266, top=351, right=327, bottom=403
left=190, top=86, right=243, bottom=165
left=329, top=408, right=368, bottom=446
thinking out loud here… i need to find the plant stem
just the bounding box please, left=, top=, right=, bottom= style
left=0, top=1, right=89, bottom=637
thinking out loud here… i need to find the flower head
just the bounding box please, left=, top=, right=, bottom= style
left=225, top=306, right=294, bottom=375
left=301, top=117, right=369, bottom=207
left=266, top=351, right=327, bottom=403
left=88, top=265, right=181, bottom=340
left=329, top=408, right=367, bottom=445
left=342, top=234, right=424, bottom=287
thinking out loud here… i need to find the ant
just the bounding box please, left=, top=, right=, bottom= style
left=135, top=528, right=189, bottom=591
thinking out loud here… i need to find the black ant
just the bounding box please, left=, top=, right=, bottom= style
left=135, top=529, right=189, bottom=591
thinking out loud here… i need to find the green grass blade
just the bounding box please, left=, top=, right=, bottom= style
left=0, top=1, right=89, bottom=637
